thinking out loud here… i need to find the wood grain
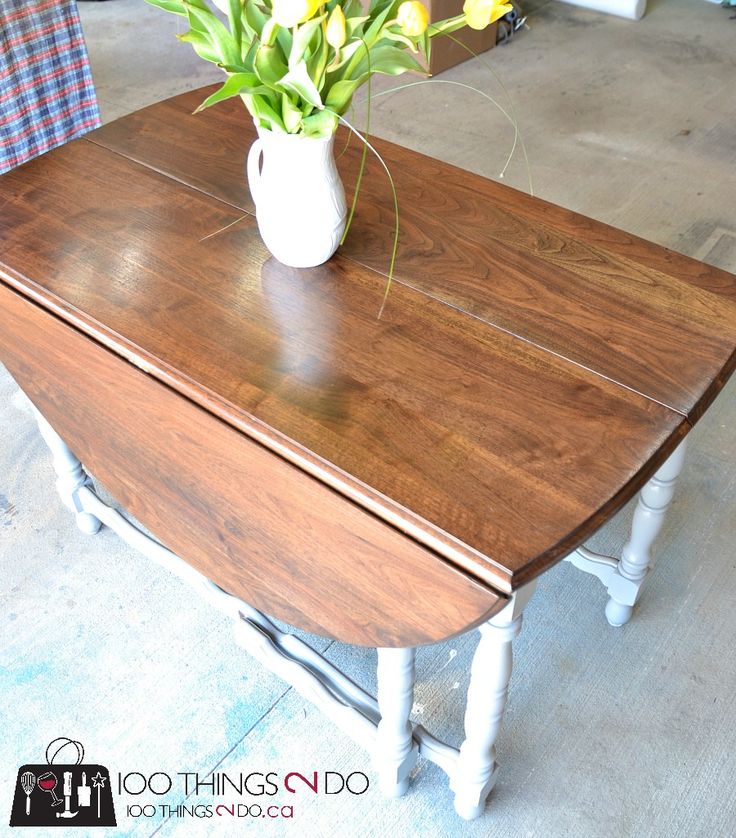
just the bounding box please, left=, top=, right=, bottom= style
left=0, top=139, right=689, bottom=593
left=0, top=282, right=507, bottom=646
left=88, top=87, right=736, bottom=420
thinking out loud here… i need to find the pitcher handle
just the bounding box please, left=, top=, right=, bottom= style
left=246, top=138, right=264, bottom=208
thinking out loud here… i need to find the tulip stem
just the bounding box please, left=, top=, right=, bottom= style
left=340, top=38, right=371, bottom=248
left=426, top=25, right=533, bottom=195
left=336, top=104, right=356, bottom=159
left=336, top=112, right=400, bottom=320
left=355, top=77, right=533, bottom=196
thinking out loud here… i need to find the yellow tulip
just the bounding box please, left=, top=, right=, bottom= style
left=270, top=0, right=321, bottom=29
left=326, top=5, right=347, bottom=49
left=462, top=0, right=513, bottom=30
left=397, top=1, right=429, bottom=37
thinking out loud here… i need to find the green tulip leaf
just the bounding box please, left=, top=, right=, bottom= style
left=428, top=15, right=468, bottom=38
left=346, top=15, right=370, bottom=36
left=301, top=110, right=339, bottom=137
left=353, top=44, right=425, bottom=78
left=144, top=0, right=186, bottom=16
left=181, top=0, right=211, bottom=10
left=194, top=72, right=265, bottom=112
left=254, top=42, right=288, bottom=87
left=243, top=2, right=267, bottom=37
left=343, top=0, right=365, bottom=18
left=326, top=38, right=365, bottom=73
left=290, top=15, right=326, bottom=69
left=250, top=93, right=286, bottom=132
left=260, top=19, right=279, bottom=47
left=325, top=77, right=362, bottom=114
left=363, top=1, right=400, bottom=47
left=281, top=94, right=304, bottom=132
left=177, top=29, right=221, bottom=64
left=277, top=60, right=323, bottom=110
left=274, top=20, right=294, bottom=58
left=311, top=37, right=329, bottom=93
left=368, top=0, right=392, bottom=13
left=227, top=0, right=243, bottom=45
left=421, top=29, right=430, bottom=62
left=182, top=2, right=240, bottom=65
left=382, top=26, right=420, bottom=53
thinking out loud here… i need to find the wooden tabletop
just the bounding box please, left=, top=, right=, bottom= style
left=1, top=87, right=735, bottom=642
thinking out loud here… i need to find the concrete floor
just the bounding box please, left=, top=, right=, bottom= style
left=2, top=1, right=735, bottom=836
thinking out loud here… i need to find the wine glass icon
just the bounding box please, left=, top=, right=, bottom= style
left=38, top=771, right=63, bottom=807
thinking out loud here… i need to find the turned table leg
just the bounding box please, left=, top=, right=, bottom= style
left=32, top=405, right=101, bottom=535
left=375, top=647, right=418, bottom=798
left=605, top=439, right=687, bottom=627
left=451, top=581, right=536, bottom=820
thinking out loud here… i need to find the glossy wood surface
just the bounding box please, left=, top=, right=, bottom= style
left=88, top=87, right=736, bottom=420
left=2, top=87, right=734, bottom=626
left=0, top=138, right=691, bottom=593
left=0, top=284, right=506, bottom=646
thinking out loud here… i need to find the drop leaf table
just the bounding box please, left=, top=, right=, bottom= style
left=1, top=87, right=735, bottom=820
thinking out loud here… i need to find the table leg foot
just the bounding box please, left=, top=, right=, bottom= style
left=375, top=647, right=417, bottom=798
left=32, top=405, right=102, bottom=535
left=74, top=510, right=103, bottom=535
left=605, top=440, right=687, bottom=626
left=604, top=597, right=632, bottom=627
left=451, top=582, right=536, bottom=820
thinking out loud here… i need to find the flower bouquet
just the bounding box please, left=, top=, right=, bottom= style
left=146, top=0, right=512, bottom=268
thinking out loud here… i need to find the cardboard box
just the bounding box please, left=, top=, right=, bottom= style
left=428, top=3, right=498, bottom=75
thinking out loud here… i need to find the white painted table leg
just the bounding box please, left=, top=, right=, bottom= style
left=451, top=581, right=536, bottom=820
left=605, top=440, right=687, bottom=627
left=32, top=406, right=102, bottom=535
left=375, top=647, right=418, bottom=798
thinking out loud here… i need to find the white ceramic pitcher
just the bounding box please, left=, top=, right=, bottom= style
left=247, top=128, right=347, bottom=268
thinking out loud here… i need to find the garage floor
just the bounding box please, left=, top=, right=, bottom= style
left=1, top=1, right=735, bottom=836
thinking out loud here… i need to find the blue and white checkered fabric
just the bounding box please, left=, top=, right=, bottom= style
left=0, top=0, right=102, bottom=173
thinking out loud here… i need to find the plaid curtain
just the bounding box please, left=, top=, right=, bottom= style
left=0, top=0, right=102, bottom=173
